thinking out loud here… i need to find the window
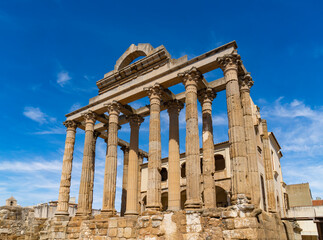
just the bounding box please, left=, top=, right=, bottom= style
left=214, top=154, right=225, bottom=171
left=181, top=163, right=186, bottom=178
left=160, top=168, right=168, bottom=182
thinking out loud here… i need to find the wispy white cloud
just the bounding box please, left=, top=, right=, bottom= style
left=0, top=160, right=62, bottom=172
left=23, top=106, right=56, bottom=124
left=57, top=71, right=71, bottom=87
left=69, top=102, right=82, bottom=112
left=259, top=97, right=323, bottom=198
left=34, top=126, right=66, bottom=135
left=261, top=97, right=323, bottom=156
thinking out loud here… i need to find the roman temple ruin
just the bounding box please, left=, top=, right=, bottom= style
left=0, top=42, right=302, bottom=239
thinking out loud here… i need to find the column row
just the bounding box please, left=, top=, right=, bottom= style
left=56, top=54, right=261, bottom=216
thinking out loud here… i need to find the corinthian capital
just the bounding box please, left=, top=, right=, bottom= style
left=128, top=114, right=144, bottom=128
left=178, top=67, right=203, bottom=88
left=217, top=51, right=241, bottom=71
left=63, top=120, right=79, bottom=129
left=198, top=88, right=217, bottom=104
left=105, top=101, right=121, bottom=115
left=166, top=100, right=184, bottom=115
left=239, top=73, right=254, bottom=92
left=82, top=110, right=97, bottom=123
left=144, top=83, right=163, bottom=100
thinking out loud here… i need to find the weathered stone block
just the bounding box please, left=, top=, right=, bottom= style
left=117, top=219, right=127, bottom=228
left=117, top=227, right=124, bottom=237
left=108, top=219, right=118, bottom=228
left=108, top=228, right=117, bottom=237
left=234, top=217, right=258, bottom=229
left=124, top=227, right=132, bottom=238
left=221, top=210, right=238, bottom=218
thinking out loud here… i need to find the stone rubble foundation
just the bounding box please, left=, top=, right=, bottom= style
left=0, top=205, right=301, bottom=240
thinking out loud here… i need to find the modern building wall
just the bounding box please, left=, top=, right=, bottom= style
left=286, top=183, right=313, bottom=207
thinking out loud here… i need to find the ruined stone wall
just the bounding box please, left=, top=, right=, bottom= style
left=0, top=205, right=301, bottom=240
left=0, top=206, right=46, bottom=240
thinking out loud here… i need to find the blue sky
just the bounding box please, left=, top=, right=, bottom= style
left=0, top=0, right=322, bottom=209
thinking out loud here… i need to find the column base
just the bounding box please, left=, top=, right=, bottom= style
left=145, top=205, right=161, bottom=212
left=167, top=206, right=180, bottom=211
left=124, top=210, right=138, bottom=216
left=184, top=199, right=202, bottom=210
left=100, top=209, right=117, bottom=217
left=75, top=212, right=92, bottom=218
left=54, top=211, right=69, bottom=216
left=52, top=215, right=70, bottom=222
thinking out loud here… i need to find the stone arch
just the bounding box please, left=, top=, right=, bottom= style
left=214, top=154, right=226, bottom=171
left=114, top=44, right=154, bottom=71
left=215, top=186, right=230, bottom=207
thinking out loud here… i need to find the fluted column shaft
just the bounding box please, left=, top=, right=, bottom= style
left=179, top=67, right=202, bottom=209
left=167, top=100, right=183, bottom=211
left=137, top=153, right=144, bottom=213
left=262, top=119, right=276, bottom=212
left=125, top=115, right=144, bottom=216
left=56, top=120, right=78, bottom=216
left=76, top=111, right=96, bottom=216
left=145, top=84, right=162, bottom=211
left=88, top=131, right=100, bottom=214
left=240, top=74, right=261, bottom=208
left=120, top=146, right=129, bottom=217
left=102, top=102, right=120, bottom=215
left=218, top=52, right=250, bottom=204
left=198, top=88, right=217, bottom=209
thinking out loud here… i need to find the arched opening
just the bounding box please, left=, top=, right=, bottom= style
left=180, top=190, right=187, bottom=210
left=161, top=192, right=168, bottom=211
left=216, top=186, right=229, bottom=207
left=160, top=168, right=168, bottom=182
left=10, top=201, right=13, bottom=206
left=214, top=154, right=225, bottom=171
left=181, top=163, right=186, bottom=178
left=115, top=44, right=154, bottom=71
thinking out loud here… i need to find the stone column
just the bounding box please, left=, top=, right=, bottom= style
left=239, top=73, right=261, bottom=208
left=125, top=115, right=144, bottom=216
left=262, top=119, right=276, bottom=212
left=56, top=120, right=78, bottom=216
left=178, top=67, right=202, bottom=209
left=137, top=152, right=144, bottom=213
left=198, top=88, right=217, bottom=209
left=144, top=83, right=162, bottom=211
left=102, top=101, right=121, bottom=215
left=76, top=111, right=96, bottom=216
left=88, top=131, right=100, bottom=214
left=217, top=51, right=250, bottom=204
left=167, top=100, right=184, bottom=211
left=120, top=145, right=129, bottom=217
